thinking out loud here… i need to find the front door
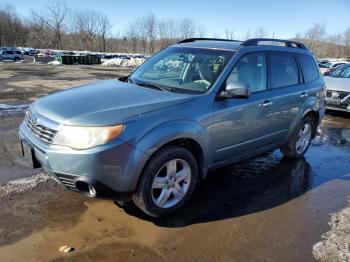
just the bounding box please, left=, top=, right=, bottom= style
left=212, top=52, right=279, bottom=162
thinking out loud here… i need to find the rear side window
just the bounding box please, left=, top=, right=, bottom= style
left=6, top=51, right=14, bottom=54
left=15, top=51, right=22, bottom=54
left=227, top=52, right=267, bottom=93
left=269, top=53, right=299, bottom=89
left=297, top=54, right=319, bottom=83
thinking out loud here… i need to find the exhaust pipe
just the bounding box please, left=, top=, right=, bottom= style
left=88, top=185, right=97, bottom=197
left=76, top=181, right=97, bottom=197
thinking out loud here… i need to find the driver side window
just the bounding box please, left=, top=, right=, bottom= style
left=227, top=52, right=267, bottom=93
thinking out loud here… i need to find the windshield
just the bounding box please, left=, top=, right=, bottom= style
left=330, top=64, right=350, bottom=78
left=130, top=47, right=234, bottom=94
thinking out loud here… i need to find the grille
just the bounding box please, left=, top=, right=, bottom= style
left=327, top=90, right=350, bottom=100
left=25, top=111, right=58, bottom=144
left=55, top=173, right=78, bottom=192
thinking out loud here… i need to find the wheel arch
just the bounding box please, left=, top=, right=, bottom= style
left=128, top=120, right=210, bottom=191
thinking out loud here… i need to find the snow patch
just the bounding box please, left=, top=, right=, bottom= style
left=0, top=173, right=50, bottom=197
left=102, top=57, right=146, bottom=67
left=0, top=103, right=29, bottom=117
left=48, top=60, right=62, bottom=65
left=313, top=199, right=350, bottom=261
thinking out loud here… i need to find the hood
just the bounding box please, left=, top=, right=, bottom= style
left=32, top=80, right=195, bottom=126
left=324, top=76, right=350, bottom=92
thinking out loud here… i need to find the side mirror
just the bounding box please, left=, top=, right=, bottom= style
left=220, top=80, right=251, bottom=99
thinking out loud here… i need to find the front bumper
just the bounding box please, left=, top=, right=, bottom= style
left=326, top=104, right=350, bottom=113
left=326, top=90, right=350, bottom=113
left=19, top=121, right=146, bottom=200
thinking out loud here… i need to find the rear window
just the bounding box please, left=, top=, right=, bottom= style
left=270, top=53, right=299, bottom=89
left=297, top=54, right=319, bottom=83
left=6, top=51, right=14, bottom=54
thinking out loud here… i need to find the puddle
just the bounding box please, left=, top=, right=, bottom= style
left=0, top=201, right=163, bottom=261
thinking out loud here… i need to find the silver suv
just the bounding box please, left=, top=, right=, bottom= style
left=19, top=38, right=326, bottom=217
left=0, top=49, right=24, bottom=61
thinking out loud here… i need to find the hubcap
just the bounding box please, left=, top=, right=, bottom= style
left=151, top=159, right=191, bottom=208
left=296, top=122, right=312, bottom=154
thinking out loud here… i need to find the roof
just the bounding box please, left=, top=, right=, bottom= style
left=173, top=38, right=310, bottom=53
left=174, top=40, right=242, bottom=51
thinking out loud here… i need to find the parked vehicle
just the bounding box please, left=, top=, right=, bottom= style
left=324, top=64, right=350, bottom=113
left=318, top=63, right=330, bottom=74
left=324, top=62, right=349, bottom=76
left=22, top=48, right=38, bottom=56
left=318, top=60, right=330, bottom=66
left=19, top=38, right=326, bottom=217
left=0, top=50, right=24, bottom=61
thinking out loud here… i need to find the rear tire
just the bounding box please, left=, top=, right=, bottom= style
left=280, top=116, right=316, bottom=159
left=14, top=57, right=19, bottom=62
left=132, top=145, right=198, bottom=217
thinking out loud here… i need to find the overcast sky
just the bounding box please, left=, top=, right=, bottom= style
left=3, top=0, right=350, bottom=39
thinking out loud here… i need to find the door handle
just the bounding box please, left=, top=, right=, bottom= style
left=300, top=92, right=308, bottom=98
left=258, top=101, right=273, bottom=107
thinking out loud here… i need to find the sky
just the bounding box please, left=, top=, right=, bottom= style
left=3, top=0, right=350, bottom=39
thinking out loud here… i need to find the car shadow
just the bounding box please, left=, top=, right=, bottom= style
left=120, top=150, right=350, bottom=227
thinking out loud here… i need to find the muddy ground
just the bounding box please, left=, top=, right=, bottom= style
left=0, top=63, right=350, bottom=261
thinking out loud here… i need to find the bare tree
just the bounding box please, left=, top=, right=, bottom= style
left=143, top=13, right=157, bottom=54
left=126, top=23, right=140, bottom=53
left=31, top=1, right=69, bottom=49
left=225, top=28, right=236, bottom=40
left=76, top=10, right=99, bottom=51
left=242, top=29, right=251, bottom=40
left=97, top=13, right=111, bottom=52
left=305, top=23, right=327, bottom=56
left=0, top=4, right=27, bottom=47
left=178, top=18, right=205, bottom=39
left=1, top=2, right=349, bottom=57
left=158, top=18, right=179, bottom=48
left=254, top=27, right=268, bottom=38
left=344, top=26, right=350, bottom=46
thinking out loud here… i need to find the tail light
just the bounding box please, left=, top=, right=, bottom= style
left=322, top=83, right=327, bottom=97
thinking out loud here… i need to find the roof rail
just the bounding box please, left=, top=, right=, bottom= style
left=177, top=38, right=241, bottom=44
left=241, top=38, right=308, bottom=50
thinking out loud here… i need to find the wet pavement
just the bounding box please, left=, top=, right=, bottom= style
left=0, top=64, right=350, bottom=261
left=0, top=112, right=349, bottom=261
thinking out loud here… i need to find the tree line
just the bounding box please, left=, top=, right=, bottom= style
left=0, top=2, right=350, bottom=57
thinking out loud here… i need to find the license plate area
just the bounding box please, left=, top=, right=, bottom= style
left=21, top=140, right=41, bottom=169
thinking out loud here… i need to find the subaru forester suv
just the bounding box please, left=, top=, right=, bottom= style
left=19, top=38, right=326, bottom=217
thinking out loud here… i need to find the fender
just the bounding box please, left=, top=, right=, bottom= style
left=285, top=95, right=320, bottom=141
left=125, top=119, right=211, bottom=189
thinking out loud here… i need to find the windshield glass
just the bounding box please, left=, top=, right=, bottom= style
left=130, top=47, right=234, bottom=93
left=331, top=64, right=350, bottom=78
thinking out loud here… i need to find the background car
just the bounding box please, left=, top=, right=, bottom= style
left=0, top=50, right=24, bottom=61
left=324, top=62, right=349, bottom=76
left=324, top=64, right=350, bottom=112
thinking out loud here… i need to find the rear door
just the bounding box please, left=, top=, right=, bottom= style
left=264, top=51, right=306, bottom=137
left=296, top=53, right=322, bottom=102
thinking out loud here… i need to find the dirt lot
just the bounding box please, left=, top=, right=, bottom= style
left=0, top=63, right=350, bottom=261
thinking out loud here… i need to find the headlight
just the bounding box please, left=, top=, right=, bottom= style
left=53, top=125, right=124, bottom=149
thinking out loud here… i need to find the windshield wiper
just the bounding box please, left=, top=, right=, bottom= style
left=136, top=81, right=173, bottom=92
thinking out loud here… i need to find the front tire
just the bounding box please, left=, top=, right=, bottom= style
left=132, top=145, right=198, bottom=217
left=281, top=116, right=316, bottom=159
